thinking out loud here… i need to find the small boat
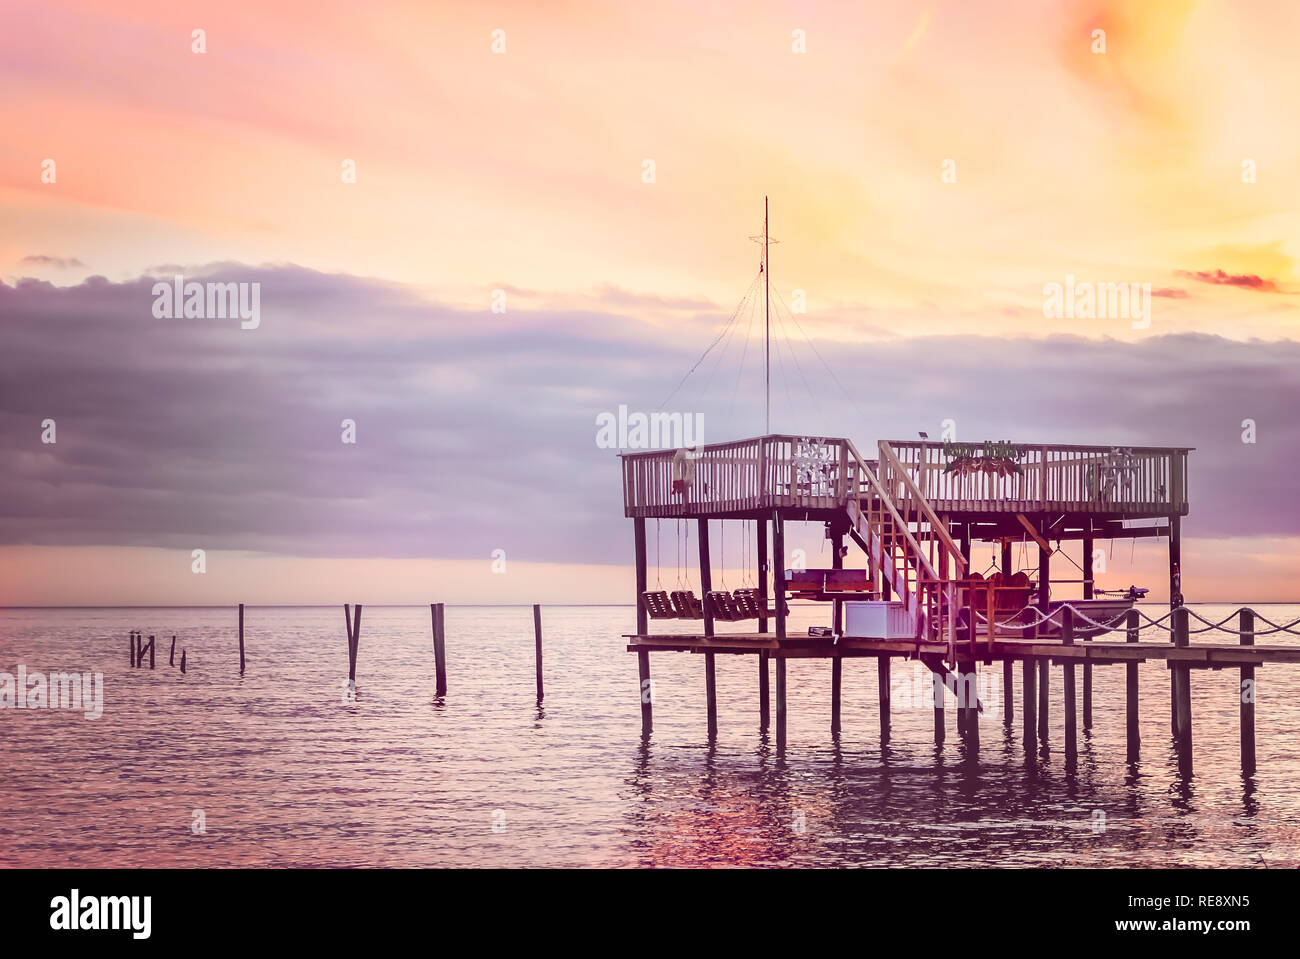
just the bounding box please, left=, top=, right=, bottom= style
left=1001, top=587, right=1147, bottom=638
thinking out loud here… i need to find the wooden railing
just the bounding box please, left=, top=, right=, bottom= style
left=881, top=440, right=1190, bottom=515
left=621, top=434, right=858, bottom=517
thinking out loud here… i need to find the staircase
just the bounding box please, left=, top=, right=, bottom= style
left=842, top=441, right=968, bottom=659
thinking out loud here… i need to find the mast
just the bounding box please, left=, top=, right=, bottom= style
left=764, top=196, right=770, bottom=435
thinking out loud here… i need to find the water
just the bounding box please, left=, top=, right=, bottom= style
left=2, top=604, right=1299, bottom=867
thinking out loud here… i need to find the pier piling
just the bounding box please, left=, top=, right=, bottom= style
left=1062, top=610, right=1076, bottom=765
left=877, top=656, right=890, bottom=743
left=759, top=651, right=770, bottom=726
left=1022, top=659, right=1037, bottom=753
left=169, top=635, right=175, bottom=667
left=238, top=603, right=245, bottom=675
left=1037, top=658, right=1049, bottom=745
left=1126, top=610, right=1140, bottom=762
left=1003, top=659, right=1013, bottom=725
left=775, top=656, right=787, bottom=750
left=180, top=649, right=187, bottom=673
left=344, top=603, right=362, bottom=684
left=638, top=650, right=653, bottom=734
left=705, top=652, right=718, bottom=739
left=533, top=603, right=544, bottom=703
left=431, top=603, right=447, bottom=696
left=933, top=674, right=945, bottom=744
left=830, top=655, right=842, bottom=734
left=129, top=631, right=135, bottom=667
left=148, top=635, right=155, bottom=670
left=1171, top=606, right=1192, bottom=775
left=1240, top=609, right=1255, bottom=776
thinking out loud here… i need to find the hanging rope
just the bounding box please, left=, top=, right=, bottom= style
left=655, top=519, right=662, bottom=588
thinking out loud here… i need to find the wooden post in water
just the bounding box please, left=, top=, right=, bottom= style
left=344, top=603, right=362, bottom=683
left=638, top=650, right=652, bottom=734
left=1062, top=609, right=1076, bottom=766
left=1022, top=658, right=1037, bottom=753
left=533, top=604, right=544, bottom=703
left=1239, top=608, right=1255, bottom=776
left=1037, top=658, right=1049, bottom=744
left=180, top=649, right=187, bottom=673
left=878, top=656, right=890, bottom=743
left=1171, top=606, right=1192, bottom=775
left=431, top=603, right=447, bottom=696
left=238, top=603, right=245, bottom=675
left=757, top=521, right=770, bottom=725
left=137, top=633, right=145, bottom=669
left=775, top=655, right=787, bottom=750
left=830, top=655, right=842, bottom=734
left=169, top=635, right=176, bottom=667
left=148, top=635, right=155, bottom=670
left=933, top=672, right=945, bottom=744
left=1082, top=537, right=1093, bottom=730
left=1126, top=609, right=1140, bottom=762
left=1003, top=660, right=1013, bottom=726
left=698, top=518, right=717, bottom=738
left=759, top=651, right=770, bottom=727
left=129, top=631, right=136, bottom=667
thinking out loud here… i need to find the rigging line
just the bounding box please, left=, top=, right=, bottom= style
left=727, top=277, right=759, bottom=426
left=770, top=292, right=822, bottom=419
left=693, top=281, right=754, bottom=411
left=770, top=310, right=797, bottom=425
left=771, top=286, right=870, bottom=421
left=656, top=271, right=761, bottom=413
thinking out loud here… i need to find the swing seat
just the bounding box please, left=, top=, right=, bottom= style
left=642, top=590, right=677, bottom=620
left=705, top=590, right=745, bottom=621
left=731, top=588, right=763, bottom=619
left=669, top=590, right=705, bottom=619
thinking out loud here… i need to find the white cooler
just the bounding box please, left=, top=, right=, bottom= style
left=843, top=601, right=913, bottom=639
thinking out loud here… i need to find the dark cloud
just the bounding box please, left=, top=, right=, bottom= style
left=19, top=255, right=86, bottom=269
left=1, top=266, right=1297, bottom=565
left=1176, top=269, right=1283, bottom=293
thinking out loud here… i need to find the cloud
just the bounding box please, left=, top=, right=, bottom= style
left=1, top=265, right=1297, bottom=568
left=19, top=255, right=86, bottom=269
left=1176, top=269, right=1283, bottom=292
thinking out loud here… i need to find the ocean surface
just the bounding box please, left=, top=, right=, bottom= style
left=2, top=604, right=1299, bottom=868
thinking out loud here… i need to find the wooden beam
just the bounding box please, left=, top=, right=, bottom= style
left=1017, top=513, right=1053, bottom=554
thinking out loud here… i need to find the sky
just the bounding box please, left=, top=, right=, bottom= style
left=1, top=0, right=1298, bottom=605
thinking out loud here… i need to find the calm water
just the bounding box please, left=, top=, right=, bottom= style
left=2, top=604, right=1299, bottom=868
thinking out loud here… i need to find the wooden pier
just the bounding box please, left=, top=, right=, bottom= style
left=621, top=434, right=1299, bottom=774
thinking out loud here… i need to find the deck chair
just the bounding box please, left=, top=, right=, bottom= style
left=706, top=590, right=745, bottom=621
left=669, top=590, right=705, bottom=619
left=641, top=590, right=677, bottom=620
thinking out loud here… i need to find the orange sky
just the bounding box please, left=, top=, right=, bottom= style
left=2, top=0, right=1298, bottom=604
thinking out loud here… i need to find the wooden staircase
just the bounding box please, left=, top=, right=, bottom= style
left=842, top=441, right=968, bottom=660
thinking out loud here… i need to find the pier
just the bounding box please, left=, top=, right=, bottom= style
left=622, top=433, right=1298, bottom=774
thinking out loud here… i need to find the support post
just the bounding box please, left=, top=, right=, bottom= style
left=634, top=518, right=648, bottom=637
left=756, top=518, right=769, bottom=634
left=1168, top=514, right=1182, bottom=609
left=345, top=603, right=362, bottom=683
left=1003, top=660, right=1013, bottom=726
left=1037, top=658, right=1049, bottom=744
left=129, top=631, right=135, bottom=667
left=238, top=602, right=245, bottom=675
left=149, top=635, right=155, bottom=670
left=431, top=603, right=447, bottom=696
left=1082, top=537, right=1092, bottom=730
left=759, top=651, right=770, bottom=727
left=877, top=656, right=890, bottom=743
left=831, top=525, right=844, bottom=638
left=1062, top=609, right=1076, bottom=765
left=1037, top=534, right=1051, bottom=620
left=533, top=604, right=544, bottom=703
left=705, top=651, right=717, bottom=739
left=169, top=635, right=176, bottom=667
left=1172, top=606, right=1192, bottom=775
left=830, top=655, right=842, bottom=734
left=638, top=650, right=652, bottom=734
left=772, top=510, right=786, bottom=640
left=1240, top=609, right=1255, bottom=776
left=180, top=649, right=186, bottom=673
left=1022, top=659, right=1037, bottom=753
left=775, top=655, right=787, bottom=750
left=933, top=674, right=945, bottom=744
left=1126, top=609, right=1140, bottom=762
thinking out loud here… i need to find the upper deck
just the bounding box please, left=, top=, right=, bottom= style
left=620, top=434, right=1190, bottom=520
